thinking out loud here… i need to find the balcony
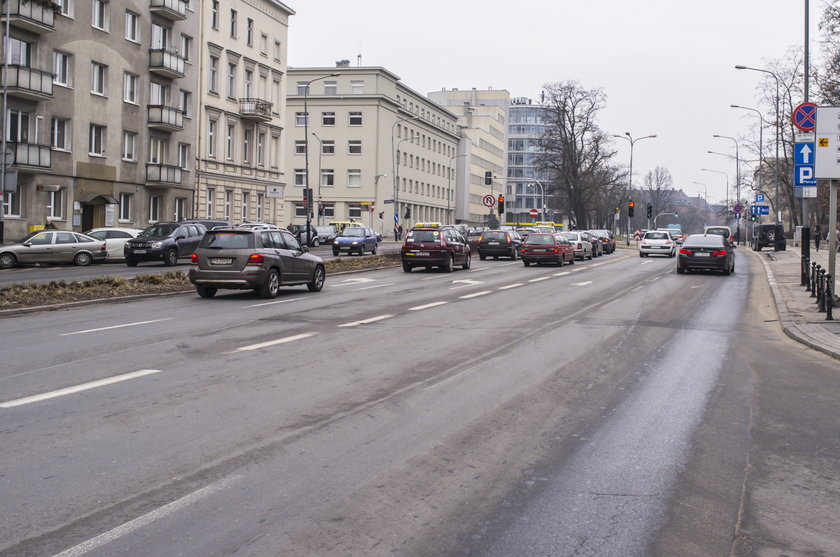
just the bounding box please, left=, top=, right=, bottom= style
left=239, top=98, right=273, bottom=122
left=148, top=48, right=185, bottom=79
left=1, top=0, right=55, bottom=33
left=147, top=105, right=184, bottom=131
left=9, top=142, right=52, bottom=172
left=2, top=65, right=54, bottom=101
left=146, top=163, right=182, bottom=185
left=149, top=0, right=188, bottom=20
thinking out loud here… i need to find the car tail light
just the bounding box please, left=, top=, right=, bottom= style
left=100, top=243, right=107, bottom=253
left=665, top=240, right=671, bottom=245
left=577, top=242, right=582, bottom=249
left=247, top=253, right=265, bottom=265
left=191, top=253, right=198, bottom=264
left=553, top=247, right=559, bottom=253
left=641, top=239, right=647, bottom=244
left=679, top=248, right=692, bottom=255
left=712, top=249, right=727, bottom=256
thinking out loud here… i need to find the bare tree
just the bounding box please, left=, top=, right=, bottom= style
left=816, top=1, right=840, bottom=105
left=642, top=166, right=675, bottom=216
left=536, top=81, right=621, bottom=229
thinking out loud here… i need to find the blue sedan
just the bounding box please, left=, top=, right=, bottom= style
left=332, top=226, right=378, bottom=256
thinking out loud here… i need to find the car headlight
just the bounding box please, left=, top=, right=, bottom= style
left=351, top=241, right=359, bottom=245
left=151, top=241, right=163, bottom=249
left=333, top=240, right=339, bottom=245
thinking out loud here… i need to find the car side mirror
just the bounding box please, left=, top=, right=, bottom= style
left=301, top=245, right=310, bottom=253
left=23, top=242, right=32, bottom=247
left=177, top=235, right=186, bottom=240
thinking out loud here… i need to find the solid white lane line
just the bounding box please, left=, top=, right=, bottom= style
left=571, top=281, right=593, bottom=286
left=553, top=271, right=571, bottom=277
left=338, top=314, right=394, bottom=327
left=244, top=297, right=304, bottom=308
left=51, top=474, right=242, bottom=557
left=352, top=283, right=395, bottom=291
left=529, top=277, right=551, bottom=283
left=409, top=301, right=448, bottom=311
left=0, top=369, right=162, bottom=409
left=459, top=291, right=492, bottom=299
left=498, top=283, right=523, bottom=290
left=60, top=318, right=174, bottom=337
left=234, top=333, right=317, bottom=352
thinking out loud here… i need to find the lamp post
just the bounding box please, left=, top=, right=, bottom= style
left=394, top=135, right=420, bottom=230
left=391, top=116, right=420, bottom=229
left=447, top=154, right=467, bottom=225
left=530, top=180, right=546, bottom=222
left=730, top=104, right=765, bottom=192
left=303, top=73, right=339, bottom=244
left=712, top=135, right=741, bottom=243
left=310, top=132, right=324, bottom=225
left=613, top=133, right=657, bottom=245
left=374, top=173, right=386, bottom=233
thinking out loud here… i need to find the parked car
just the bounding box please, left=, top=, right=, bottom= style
left=237, top=222, right=280, bottom=231
left=477, top=229, right=522, bottom=260
left=520, top=233, right=575, bottom=267
left=189, top=228, right=325, bottom=298
left=179, top=218, right=232, bottom=231
left=124, top=222, right=206, bottom=266
left=584, top=231, right=603, bottom=256
left=677, top=234, right=735, bottom=275
left=332, top=226, right=378, bottom=256
left=401, top=223, right=471, bottom=272
left=562, top=231, right=593, bottom=260
left=751, top=223, right=786, bottom=252
left=314, top=225, right=339, bottom=244
left=0, top=230, right=107, bottom=269
left=288, top=223, right=321, bottom=247
left=639, top=230, right=676, bottom=257
left=591, top=229, right=616, bottom=254
left=84, top=227, right=143, bottom=261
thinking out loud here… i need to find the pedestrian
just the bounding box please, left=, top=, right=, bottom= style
left=44, top=217, right=56, bottom=230
left=814, top=224, right=821, bottom=252
left=398, top=224, right=404, bottom=241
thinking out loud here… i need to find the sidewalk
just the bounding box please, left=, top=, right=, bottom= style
left=752, top=244, right=840, bottom=361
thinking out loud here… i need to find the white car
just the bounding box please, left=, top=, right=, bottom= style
left=562, top=232, right=593, bottom=260
left=84, top=227, right=144, bottom=261
left=639, top=230, right=676, bottom=257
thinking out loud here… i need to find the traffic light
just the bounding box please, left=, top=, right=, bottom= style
left=378, top=211, right=384, bottom=219
left=404, top=206, right=411, bottom=219
left=628, top=200, right=635, bottom=217
left=498, top=195, right=505, bottom=214
left=646, top=204, right=653, bottom=219
left=750, top=213, right=758, bottom=222
left=302, top=188, right=312, bottom=208
left=484, top=171, right=493, bottom=185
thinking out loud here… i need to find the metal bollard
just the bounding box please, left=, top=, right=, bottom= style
left=818, top=268, right=827, bottom=313
left=826, top=274, right=835, bottom=321
left=804, top=257, right=811, bottom=292
left=812, top=264, right=820, bottom=299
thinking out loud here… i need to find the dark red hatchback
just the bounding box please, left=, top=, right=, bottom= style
left=400, top=223, right=471, bottom=273
left=520, top=233, right=575, bottom=267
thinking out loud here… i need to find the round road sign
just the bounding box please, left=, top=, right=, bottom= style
left=482, top=194, right=495, bottom=207
left=793, top=102, right=817, bottom=132
left=529, top=208, right=539, bottom=218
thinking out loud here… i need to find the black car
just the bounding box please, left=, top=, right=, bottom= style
left=677, top=234, right=735, bottom=275
left=752, top=223, right=786, bottom=251
left=124, top=222, right=207, bottom=266
left=477, top=230, right=522, bottom=260
left=179, top=218, right=232, bottom=230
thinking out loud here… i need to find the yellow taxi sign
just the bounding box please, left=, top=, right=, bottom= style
left=413, top=222, right=442, bottom=228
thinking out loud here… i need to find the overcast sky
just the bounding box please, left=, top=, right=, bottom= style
left=287, top=0, right=829, bottom=205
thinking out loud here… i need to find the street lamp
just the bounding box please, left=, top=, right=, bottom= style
left=530, top=180, right=546, bottom=222
left=730, top=104, right=765, bottom=194
left=712, top=134, right=741, bottom=243
left=394, top=135, right=420, bottom=230
left=391, top=116, right=420, bottom=229
left=373, top=173, right=386, bottom=233
left=613, top=132, right=657, bottom=245
left=303, top=73, right=339, bottom=244
left=447, top=154, right=467, bottom=224
left=311, top=132, right=324, bottom=225
left=735, top=65, right=781, bottom=225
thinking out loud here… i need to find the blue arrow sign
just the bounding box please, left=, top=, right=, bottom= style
left=759, top=206, right=770, bottom=215
left=795, top=142, right=815, bottom=165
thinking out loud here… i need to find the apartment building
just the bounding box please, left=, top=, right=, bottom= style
left=506, top=96, right=552, bottom=225
left=194, top=0, right=294, bottom=226
left=285, top=64, right=461, bottom=235
left=0, top=0, right=200, bottom=240
left=427, top=88, right=509, bottom=226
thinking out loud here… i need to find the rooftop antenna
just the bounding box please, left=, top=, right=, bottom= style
left=357, top=53, right=362, bottom=66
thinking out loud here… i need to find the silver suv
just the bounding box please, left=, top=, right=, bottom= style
left=188, top=228, right=326, bottom=298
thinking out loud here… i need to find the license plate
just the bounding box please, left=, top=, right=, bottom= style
left=488, top=242, right=499, bottom=245
left=407, top=251, right=429, bottom=256
left=211, top=258, right=233, bottom=265
left=534, top=248, right=546, bottom=252
left=133, top=249, right=146, bottom=254
left=695, top=252, right=710, bottom=257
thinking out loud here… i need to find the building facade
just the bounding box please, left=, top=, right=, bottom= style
left=1, top=0, right=201, bottom=240
left=427, top=88, right=509, bottom=226
left=285, top=65, right=460, bottom=235
left=194, top=0, right=294, bottom=226
left=506, top=96, right=553, bottom=225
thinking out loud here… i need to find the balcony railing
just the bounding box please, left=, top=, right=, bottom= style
left=147, top=105, right=184, bottom=131
left=9, top=142, right=52, bottom=172
left=149, top=0, right=188, bottom=20
left=1, top=0, right=55, bottom=33
left=3, top=65, right=54, bottom=101
left=148, top=48, right=185, bottom=79
left=146, top=163, right=182, bottom=185
left=239, top=98, right=273, bottom=122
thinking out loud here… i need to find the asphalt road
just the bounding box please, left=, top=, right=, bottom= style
left=1, top=249, right=838, bottom=556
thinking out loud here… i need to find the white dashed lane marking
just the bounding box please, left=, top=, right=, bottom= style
left=232, top=333, right=318, bottom=352
left=338, top=314, right=394, bottom=327
left=459, top=291, right=491, bottom=299
left=498, top=283, right=524, bottom=290
left=60, top=318, right=174, bottom=336
left=409, top=301, right=448, bottom=311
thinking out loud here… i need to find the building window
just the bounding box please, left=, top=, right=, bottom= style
left=56, top=0, right=73, bottom=17
left=8, top=38, right=31, bottom=66
left=174, top=197, right=186, bottom=221
left=348, top=140, right=362, bottom=155
left=321, top=141, right=334, bottom=155
left=119, top=192, right=132, bottom=221
left=348, top=203, right=362, bottom=219
left=243, top=128, right=252, bottom=163
left=51, top=118, right=70, bottom=150
left=47, top=189, right=65, bottom=219
left=149, top=137, right=165, bottom=163
left=7, top=109, right=30, bottom=142
left=123, top=72, right=137, bottom=103
left=230, top=9, right=237, bottom=38
left=2, top=186, right=22, bottom=217
left=246, top=18, right=253, bottom=45
left=150, top=82, right=166, bottom=105
left=180, top=35, right=192, bottom=63
left=271, top=135, right=279, bottom=169
left=294, top=140, right=306, bottom=155
left=322, top=112, right=335, bottom=126
left=256, top=193, right=263, bottom=221
left=92, top=0, right=107, bottom=30
left=243, top=68, right=253, bottom=98
left=274, top=40, right=282, bottom=61
left=125, top=11, right=139, bottom=42
left=227, top=62, right=237, bottom=99
left=241, top=191, right=250, bottom=221
left=294, top=204, right=307, bottom=218
left=53, top=51, right=71, bottom=86
left=260, top=34, right=268, bottom=55
left=321, top=169, right=334, bottom=187
left=89, top=124, right=106, bottom=155
left=294, top=169, right=306, bottom=186
left=225, top=123, right=234, bottom=160
left=178, top=90, right=191, bottom=117
left=206, top=188, right=215, bottom=217
left=321, top=202, right=335, bottom=218
left=208, top=55, right=219, bottom=93
left=211, top=0, right=219, bottom=29
left=351, top=80, right=364, bottom=94
left=296, top=81, right=307, bottom=95
left=207, top=118, right=217, bottom=157
left=149, top=195, right=161, bottom=222
left=349, top=112, right=363, bottom=126
left=257, top=132, right=265, bottom=166
left=348, top=169, right=361, bottom=187
left=224, top=190, right=232, bottom=220
left=122, top=131, right=136, bottom=161
left=324, top=81, right=337, bottom=95
left=178, top=143, right=189, bottom=169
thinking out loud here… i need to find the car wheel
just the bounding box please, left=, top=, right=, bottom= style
left=523, top=260, right=531, bottom=267
left=371, top=244, right=377, bottom=255
left=332, top=250, right=339, bottom=256
left=731, top=262, right=736, bottom=274
left=443, top=255, right=454, bottom=273
left=558, top=255, right=564, bottom=267
left=74, top=252, right=93, bottom=266
left=677, top=266, right=685, bottom=274
left=125, top=257, right=138, bottom=267
left=0, top=252, right=17, bottom=269
left=510, top=248, right=517, bottom=261
left=640, top=252, right=645, bottom=258
left=402, top=263, right=412, bottom=273
left=479, top=254, right=486, bottom=261
left=587, top=250, right=593, bottom=260
left=312, top=238, right=320, bottom=247
left=163, top=249, right=178, bottom=267
left=197, top=286, right=217, bottom=298
left=462, top=253, right=471, bottom=270
left=258, top=269, right=281, bottom=298
left=568, top=255, right=575, bottom=265
left=307, top=265, right=325, bottom=292
left=723, top=265, right=731, bottom=276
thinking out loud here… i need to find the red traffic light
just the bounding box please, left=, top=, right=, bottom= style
left=628, top=201, right=635, bottom=208
left=498, top=195, right=505, bottom=203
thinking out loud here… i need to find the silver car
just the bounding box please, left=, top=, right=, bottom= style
left=84, top=227, right=143, bottom=261
left=0, top=230, right=108, bottom=269
left=562, top=232, right=593, bottom=260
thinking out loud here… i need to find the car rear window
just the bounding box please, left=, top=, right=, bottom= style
left=645, top=232, right=669, bottom=240
left=525, top=234, right=555, bottom=245
left=686, top=235, right=725, bottom=247
left=200, top=231, right=255, bottom=249
left=407, top=230, right=440, bottom=242
left=483, top=231, right=507, bottom=240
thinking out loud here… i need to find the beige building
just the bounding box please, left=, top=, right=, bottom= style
left=1, top=0, right=202, bottom=240
left=193, top=0, right=293, bottom=225
left=428, top=88, right=510, bottom=226
left=285, top=64, right=461, bottom=234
